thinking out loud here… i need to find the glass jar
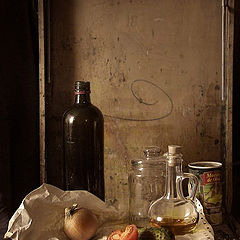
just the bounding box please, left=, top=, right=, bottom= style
left=128, top=146, right=166, bottom=227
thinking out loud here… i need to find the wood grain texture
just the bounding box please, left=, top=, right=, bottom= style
left=39, top=0, right=46, bottom=184
left=46, top=0, right=228, bottom=218
left=224, top=0, right=234, bottom=215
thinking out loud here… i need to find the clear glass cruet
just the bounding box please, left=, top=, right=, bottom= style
left=148, top=145, right=199, bottom=235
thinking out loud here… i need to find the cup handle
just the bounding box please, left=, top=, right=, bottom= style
left=183, top=172, right=199, bottom=202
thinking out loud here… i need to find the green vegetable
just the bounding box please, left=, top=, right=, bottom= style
left=138, top=227, right=175, bottom=240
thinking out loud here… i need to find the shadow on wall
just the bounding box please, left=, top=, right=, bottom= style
left=45, top=0, right=79, bottom=189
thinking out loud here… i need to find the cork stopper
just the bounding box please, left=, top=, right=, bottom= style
left=168, top=145, right=181, bottom=155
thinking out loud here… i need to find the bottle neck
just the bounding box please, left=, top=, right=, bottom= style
left=74, top=91, right=91, bottom=104
left=164, top=157, right=184, bottom=199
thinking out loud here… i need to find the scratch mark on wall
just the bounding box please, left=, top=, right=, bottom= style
left=121, top=31, right=150, bottom=56
left=131, top=80, right=159, bottom=105
left=104, top=79, right=173, bottom=121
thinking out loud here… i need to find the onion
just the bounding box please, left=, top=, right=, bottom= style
left=64, top=204, right=98, bottom=240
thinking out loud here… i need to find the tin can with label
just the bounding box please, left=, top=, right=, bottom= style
left=188, top=161, right=222, bottom=225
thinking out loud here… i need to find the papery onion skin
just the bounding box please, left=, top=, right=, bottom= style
left=64, top=205, right=98, bottom=240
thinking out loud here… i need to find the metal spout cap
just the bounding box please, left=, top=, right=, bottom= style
left=168, top=145, right=181, bottom=155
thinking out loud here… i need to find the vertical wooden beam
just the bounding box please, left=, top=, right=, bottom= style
left=38, top=0, right=46, bottom=183
left=225, top=0, right=234, bottom=214
left=232, top=0, right=240, bottom=224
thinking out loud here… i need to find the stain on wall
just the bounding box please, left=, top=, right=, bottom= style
left=47, top=0, right=223, bottom=217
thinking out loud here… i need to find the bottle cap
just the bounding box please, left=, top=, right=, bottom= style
left=168, top=145, right=181, bottom=155
left=75, top=81, right=90, bottom=92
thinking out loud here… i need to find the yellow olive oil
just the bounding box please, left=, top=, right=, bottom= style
left=150, top=217, right=197, bottom=235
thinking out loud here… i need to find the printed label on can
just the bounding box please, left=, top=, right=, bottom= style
left=188, top=162, right=222, bottom=226
left=200, top=170, right=222, bottom=208
left=201, top=171, right=221, bottom=185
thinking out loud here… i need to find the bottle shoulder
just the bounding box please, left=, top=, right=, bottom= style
left=63, top=104, right=103, bottom=121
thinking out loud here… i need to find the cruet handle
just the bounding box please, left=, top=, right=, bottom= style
left=183, top=173, right=199, bottom=202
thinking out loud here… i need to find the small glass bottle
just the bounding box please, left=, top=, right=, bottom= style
left=148, top=145, right=199, bottom=235
left=128, top=146, right=166, bottom=227
left=63, top=81, right=104, bottom=200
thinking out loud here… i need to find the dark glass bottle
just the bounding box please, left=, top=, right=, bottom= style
left=63, top=81, right=104, bottom=200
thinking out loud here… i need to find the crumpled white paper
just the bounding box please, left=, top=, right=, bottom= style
left=4, top=184, right=122, bottom=240
left=4, top=184, right=214, bottom=240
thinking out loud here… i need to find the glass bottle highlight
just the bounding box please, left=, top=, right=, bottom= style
left=63, top=81, right=104, bottom=200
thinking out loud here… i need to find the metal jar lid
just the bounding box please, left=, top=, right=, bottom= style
left=188, top=161, right=222, bottom=170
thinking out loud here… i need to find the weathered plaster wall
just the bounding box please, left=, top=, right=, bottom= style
left=47, top=0, right=223, bottom=216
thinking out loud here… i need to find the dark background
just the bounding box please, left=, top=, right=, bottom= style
left=0, top=0, right=239, bottom=238
left=0, top=0, right=39, bottom=238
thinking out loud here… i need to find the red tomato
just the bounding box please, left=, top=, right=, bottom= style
left=107, top=230, right=123, bottom=240
left=107, top=225, right=138, bottom=240
left=120, top=225, right=138, bottom=240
